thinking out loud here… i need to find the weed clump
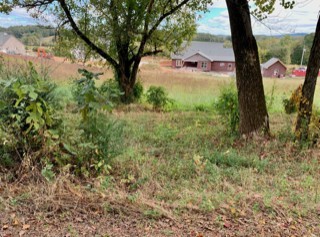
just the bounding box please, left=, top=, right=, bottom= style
left=206, top=151, right=269, bottom=173
left=67, top=69, right=124, bottom=176
left=282, top=85, right=320, bottom=144
left=146, top=86, right=173, bottom=111
left=133, top=80, right=144, bottom=102
left=215, top=84, right=239, bottom=135
left=0, top=61, right=61, bottom=170
left=283, top=84, right=302, bottom=114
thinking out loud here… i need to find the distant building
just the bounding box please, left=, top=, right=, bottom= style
left=171, top=41, right=235, bottom=72
left=0, top=32, right=26, bottom=55
left=261, top=58, right=287, bottom=78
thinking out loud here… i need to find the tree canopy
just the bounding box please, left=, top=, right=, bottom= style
left=1, top=0, right=211, bottom=102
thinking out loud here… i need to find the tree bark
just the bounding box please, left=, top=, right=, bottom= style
left=115, top=65, right=134, bottom=103
left=226, top=0, right=269, bottom=135
left=295, top=16, right=320, bottom=141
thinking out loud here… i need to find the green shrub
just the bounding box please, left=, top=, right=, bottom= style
left=133, top=80, right=144, bottom=102
left=73, top=69, right=115, bottom=120
left=0, top=62, right=61, bottom=165
left=283, top=85, right=302, bottom=114
left=76, top=115, right=124, bottom=176
left=68, top=69, right=124, bottom=176
left=146, top=86, right=173, bottom=111
left=215, top=84, right=239, bottom=134
left=99, top=79, right=123, bottom=105
left=283, top=98, right=297, bottom=114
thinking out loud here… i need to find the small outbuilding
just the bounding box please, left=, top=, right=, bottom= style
left=0, top=32, right=26, bottom=55
left=261, top=58, right=287, bottom=78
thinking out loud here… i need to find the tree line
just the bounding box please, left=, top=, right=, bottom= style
left=193, top=32, right=315, bottom=66
left=0, top=25, right=55, bottom=46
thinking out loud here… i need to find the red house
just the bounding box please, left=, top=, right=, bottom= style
left=171, top=41, right=235, bottom=72
left=261, top=58, right=287, bottom=78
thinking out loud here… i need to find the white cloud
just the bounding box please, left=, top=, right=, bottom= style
left=208, top=0, right=227, bottom=9
left=0, top=7, right=56, bottom=27
left=198, top=0, right=319, bottom=35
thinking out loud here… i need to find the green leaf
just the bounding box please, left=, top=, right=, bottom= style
left=29, top=91, right=38, bottom=100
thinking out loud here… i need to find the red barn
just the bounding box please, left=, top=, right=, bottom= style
left=171, top=41, right=235, bottom=73
left=261, top=58, right=287, bottom=78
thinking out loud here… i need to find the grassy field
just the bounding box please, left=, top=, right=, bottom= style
left=0, top=55, right=320, bottom=236
left=139, top=59, right=320, bottom=112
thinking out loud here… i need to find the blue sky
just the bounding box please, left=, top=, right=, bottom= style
left=0, top=0, right=319, bottom=36
left=0, top=8, right=38, bottom=27
left=197, top=0, right=319, bottom=35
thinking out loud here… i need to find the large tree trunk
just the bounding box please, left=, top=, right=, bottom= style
left=295, top=16, right=320, bottom=141
left=115, top=57, right=141, bottom=103
left=226, top=0, right=269, bottom=135
left=115, top=68, right=134, bottom=103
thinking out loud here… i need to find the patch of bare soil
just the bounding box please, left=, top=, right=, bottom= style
left=0, top=175, right=319, bottom=237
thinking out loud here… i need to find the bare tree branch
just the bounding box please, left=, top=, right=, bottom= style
left=58, top=0, right=118, bottom=68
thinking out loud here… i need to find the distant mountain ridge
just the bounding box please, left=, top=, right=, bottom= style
left=195, top=32, right=308, bottom=40
left=257, top=33, right=307, bottom=38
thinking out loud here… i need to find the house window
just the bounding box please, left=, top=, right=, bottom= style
left=274, top=69, right=279, bottom=76
left=228, top=63, right=232, bottom=70
left=201, top=62, right=207, bottom=69
left=176, top=60, right=182, bottom=67
left=220, top=63, right=225, bottom=67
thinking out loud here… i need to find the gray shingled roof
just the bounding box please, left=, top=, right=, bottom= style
left=261, top=57, right=287, bottom=69
left=171, top=41, right=235, bottom=62
left=0, top=32, right=11, bottom=46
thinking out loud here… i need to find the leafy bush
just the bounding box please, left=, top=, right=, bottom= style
left=215, top=84, right=239, bottom=134
left=0, top=62, right=61, bottom=167
left=283, top=84, right=302, bottom=114
left=99, top=79, right=123, bottom=105
left=77, top=115, right=124, bottom=176
left=133, top=80, right=144, bottom=102
left=283, top=98, right=297, bottom=114
left=72, top=69, right=110, bottom=120
left=146, top=86, right=173, bottom=111
left=68, top=69, right=124, bottom=176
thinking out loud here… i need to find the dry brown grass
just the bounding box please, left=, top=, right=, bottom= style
left=0, top=53, right=113, bottom=84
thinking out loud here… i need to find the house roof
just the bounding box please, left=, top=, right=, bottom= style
left=183, top=51, right=212, bottom=62
left=171, top=41, right=235, bottom=62
left=261, top=57, right=287, bottom=69
left=0, top=32, right=11, bottom=46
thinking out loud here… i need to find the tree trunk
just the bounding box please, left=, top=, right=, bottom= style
left=115, top=68, right=133, bottom=103
left=295, top=16, right=320, bottom=141
left=115, top=58, right=140, bottom=103
left=226, top=0, right=269, bottom=135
